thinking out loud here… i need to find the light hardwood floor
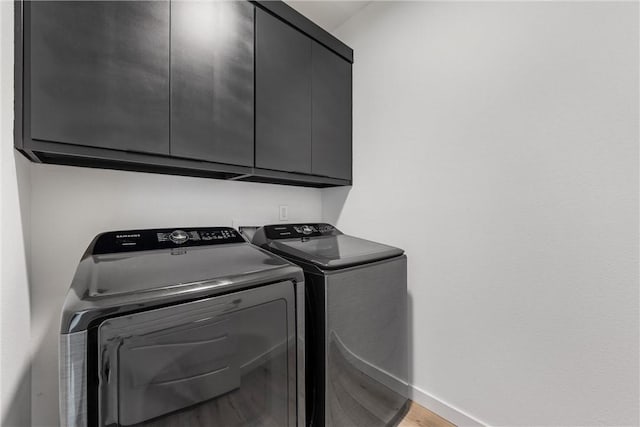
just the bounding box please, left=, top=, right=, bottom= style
left=134, top=355, right=453, bottom=427
left=398, top=401, right=456, bottom=427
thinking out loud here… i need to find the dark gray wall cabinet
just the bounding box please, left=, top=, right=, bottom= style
left=28, top=1, right=170, bottom=155
left=256, top=8, right=312, bottom=174
left=312, top=41, right=352, bottom=180
left=171, top=1, right=254, bottom=167
left=16, top=0, right=353, bottom=187
left=256, top=11, right=352, bottom=181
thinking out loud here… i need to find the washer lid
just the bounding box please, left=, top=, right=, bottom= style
left=268, top=234, right=404, bottom=269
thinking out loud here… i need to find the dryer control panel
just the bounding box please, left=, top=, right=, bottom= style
left=263, top=223, right=341, bottom=240
left=92, top=227, right=245, bottom=254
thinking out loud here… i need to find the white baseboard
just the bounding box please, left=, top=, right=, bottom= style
left=409, top=385, right=488, bottom=427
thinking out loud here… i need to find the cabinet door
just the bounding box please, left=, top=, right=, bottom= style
left=171, top=1, right=254, bottom=166
left=312, top=42, right=352, bottom=180
left=255, top=8, right=312, bottom=174
left=29, top=1, right=170, bottom=155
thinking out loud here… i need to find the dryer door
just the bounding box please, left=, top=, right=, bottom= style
left=96, top=281, right=296, bottom=426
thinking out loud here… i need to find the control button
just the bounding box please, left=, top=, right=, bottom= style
left=169, top=230, right=189, bottom=244
left=319, top=225, right=334, bottom=233
left=301, top=225, right=313, bottom=235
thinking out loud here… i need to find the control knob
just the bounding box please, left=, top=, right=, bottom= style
left=301, top=225, right=314, bottom=235
left=169, top=230, right=189, bottom=244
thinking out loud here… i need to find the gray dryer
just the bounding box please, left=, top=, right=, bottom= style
left=60, top=227, right=305, bottom=427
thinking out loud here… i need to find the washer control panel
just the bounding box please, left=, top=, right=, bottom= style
left=93, top=227, right=244, bottom=254
left=264, top=223, right=340, bottom=240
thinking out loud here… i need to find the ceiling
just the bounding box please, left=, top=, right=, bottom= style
left=284, top=1, right=372, bottom=32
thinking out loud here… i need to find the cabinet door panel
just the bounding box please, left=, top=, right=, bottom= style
left=29, top=1, right=170, bottom=154
left=312, top=42, right=352, bottom=180
left=256, top=9, right=312, bottom=174
left=171, top=1, right=254, bottom=166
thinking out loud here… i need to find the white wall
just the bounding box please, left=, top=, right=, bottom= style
left=28, top=164, right=322, bottom=425
left=0, top=1, right=32, bottom=426
left=327, top=2, right=639, bottom=425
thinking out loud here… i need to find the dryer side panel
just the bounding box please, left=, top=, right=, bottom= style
left=60, top=330, right=88, bottom=427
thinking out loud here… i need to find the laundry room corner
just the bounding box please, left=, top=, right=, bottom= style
left=26, top=163, right=323, bottom=424
left=1, top=0, right=638, bottom=426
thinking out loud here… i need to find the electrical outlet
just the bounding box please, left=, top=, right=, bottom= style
left=279, top=205, right=288, bottom=221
